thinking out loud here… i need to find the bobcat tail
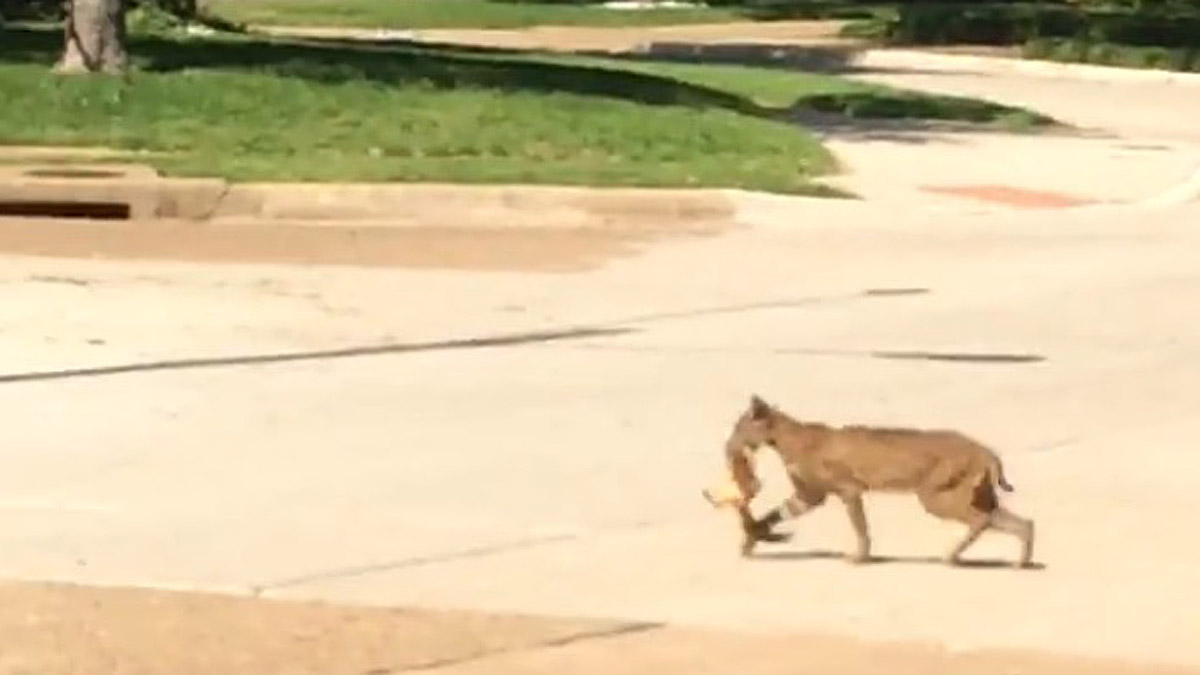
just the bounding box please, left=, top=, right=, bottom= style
left=990, top=455, right=1015, bottom=493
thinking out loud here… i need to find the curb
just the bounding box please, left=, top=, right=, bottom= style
left=1137, top=164, right=1200, bottom=208
left=3, top=157, right=1194, bottom=232
left=212, top=183, right=740, bottom=231
left=0, top=165, right=749, bottom=230
left=3, top=170, right=1193, bottom=232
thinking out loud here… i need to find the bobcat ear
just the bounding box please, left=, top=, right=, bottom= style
left=749, top=395, right=771, bottom=420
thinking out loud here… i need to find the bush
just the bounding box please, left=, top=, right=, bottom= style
left=1023, top=37, right=1200, bottom=70
left=128, top=2, right=189, bottom=34
left=724, top=0, right=892, bottom=21
left=885, top=4, right=1083, bottom=45
left=0, top=0, right=62, bottom=21
left=0, top=0, right=233, bottom=28
left=838, top=15, right=891, bottom=39
left=1084, top=11, right=1200, bottom=46
left=879, top=2, right=1200, bottom=47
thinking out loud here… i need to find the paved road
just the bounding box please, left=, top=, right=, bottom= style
left=4, top=200, right=1200, bottom=667
left=821, top=50, right=1200, bottom=205
left=2, top=35, right=1200, bottom=672
left=849, top=50, right=1200, bottom=143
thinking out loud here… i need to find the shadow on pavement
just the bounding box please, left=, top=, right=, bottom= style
left=0, top=25, right=758, bottom=116
left=755, top=549, right=1048, bottom=570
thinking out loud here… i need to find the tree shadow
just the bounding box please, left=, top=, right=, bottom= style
left=0, top=24, right=1060, bottom=142
left=754, top=548, right=1047, bottom=571
left=569, top=45, right=1059, bottom=137
left=594, top=41, right=864, bottom=73
left=796, top=108, right=1085, bottom=147
left=579, top=42, right=955, bottom=77
left=790, top=110, right=997, bottom=144
left=794, top=89, right=1051, bottom=122
left=0, top=25, right=764, bottom=117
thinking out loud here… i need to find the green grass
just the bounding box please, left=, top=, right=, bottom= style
left=204, top=0, right=745, bottom=30
left=0, top=26, right=1053, bottom=192
left=0, top=27, right=837, bottom=192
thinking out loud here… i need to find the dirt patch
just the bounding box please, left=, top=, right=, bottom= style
left=920, top=184, right=1094, bottom=208
left=0, top=581, right=619, bottom=675
left=263, top=20, right=855, bottom=53
left=0, top=218, right=720, bottom=272
left=918, top=45, right=1024, bottom=58
left=469, top=624, right=1200, bottom=675
left=0, top=581, right=1195, bottom=675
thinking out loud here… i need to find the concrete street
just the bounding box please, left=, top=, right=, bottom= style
left=1, top=37, right=1199, bottom=672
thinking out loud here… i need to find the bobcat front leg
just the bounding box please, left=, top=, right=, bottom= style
left=742, top=489, right=827, bottom=557
left=736, top=502, right=791, bottom=556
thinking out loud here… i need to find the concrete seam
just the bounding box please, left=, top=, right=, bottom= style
left=375, top=621, right=664, bottom=673
left=253, top=533, right=579, bottom=595
left=200, top=180, right=232, bottom=221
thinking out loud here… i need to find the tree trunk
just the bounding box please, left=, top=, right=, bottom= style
left=56, top=0, right=128, bottom=75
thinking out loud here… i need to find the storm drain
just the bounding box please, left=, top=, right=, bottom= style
left=0, top=200, right=131, bottom=220
left=23, top=168, right=124, bottom=179
left=0, top=167, right=135, bottom=219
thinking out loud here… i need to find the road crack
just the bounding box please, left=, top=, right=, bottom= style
left=365, top=621, right=663, bottom=674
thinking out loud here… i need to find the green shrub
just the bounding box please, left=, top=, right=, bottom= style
left=880, top=2, right=1200, bottom=47
left=838, top=16, right=891, bottom=39
left=1084, top=12, right=1200, bottom=47
left=0, top=0, right=61, bottom=21
left=885, top=4, right=1082, bottom=45
left=1022, top=37, right=1200, bottom=70
left=730, top=0, right=891, bottom=22
left=128, top=2, right=188, bottom=35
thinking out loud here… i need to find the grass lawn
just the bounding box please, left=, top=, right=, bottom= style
left=0, top=26, right=1052, bottom=194
left=204, top=0, right=746, bottom=30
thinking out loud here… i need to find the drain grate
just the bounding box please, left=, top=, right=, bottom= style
left=23, top=168, right=125, bottom=179
left=0, top=200, right=131, bottom=220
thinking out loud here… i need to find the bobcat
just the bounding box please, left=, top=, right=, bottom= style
left=703, top=396, right=1035, bottom=567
